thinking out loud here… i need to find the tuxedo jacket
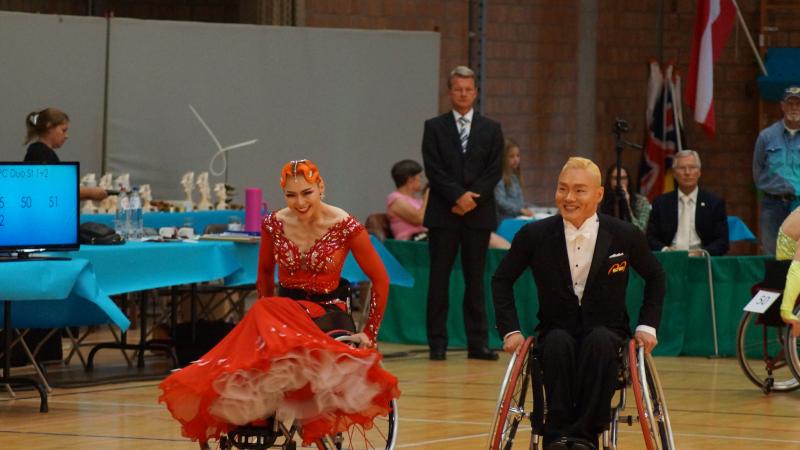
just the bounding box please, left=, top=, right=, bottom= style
left=421, top=111, right=504, bottom=230
left=492, top=214, right=665, bottom=339
left=646, top=188, right=729, bottom=256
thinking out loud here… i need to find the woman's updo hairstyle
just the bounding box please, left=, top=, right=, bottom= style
left=25, top=107, right=69, bottom=144
left=280, top=159, right=323, bottom=188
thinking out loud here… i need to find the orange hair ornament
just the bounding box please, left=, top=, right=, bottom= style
left=280, top=159, right=322, bottom=188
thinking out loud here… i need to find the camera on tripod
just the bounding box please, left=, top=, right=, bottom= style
left=613, top=118, right=630, bottom=134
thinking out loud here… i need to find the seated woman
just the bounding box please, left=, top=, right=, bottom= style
left=388, top=159, right=510, bottom=249
left=387, top=159, right=429, bottom=240
left=494, top=138, right=534, bottom=223
left=777, top=208, right=800, bottom=337
left=159, top=159, right=400, bottom=445
left=599, top=164, right=651, bottom=232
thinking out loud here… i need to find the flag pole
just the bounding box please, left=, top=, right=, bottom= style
left=730, top=0, right=768, bottom=76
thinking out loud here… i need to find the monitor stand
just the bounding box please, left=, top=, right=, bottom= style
left=0, top=252, right=71, bottom=262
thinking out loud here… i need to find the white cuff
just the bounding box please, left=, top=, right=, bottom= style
left=635, top=325, right=657, bottom=338
left=503, top=330, right=522, bottom=341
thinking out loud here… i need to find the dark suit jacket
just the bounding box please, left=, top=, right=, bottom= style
left=646, top=188, right=729, bottom=256
left=492, top=214, right=665, bottom=339
left=421, top=111, right=504, bottom=230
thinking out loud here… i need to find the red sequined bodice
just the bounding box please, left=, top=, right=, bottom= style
left=263, top=213, right=363, bottom=293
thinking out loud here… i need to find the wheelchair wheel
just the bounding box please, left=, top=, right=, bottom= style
left=784, top=304, right=800, bottom=383
left=736, top=311, right=799, bottom=393
left=315, top=399, right=398, bottom=450
left=628, top=340, right=674, bottom=450
left=487, top=336, right=538, bottom=450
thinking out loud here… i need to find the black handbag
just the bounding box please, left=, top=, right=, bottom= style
left=79, top=222, right=125, bottom=245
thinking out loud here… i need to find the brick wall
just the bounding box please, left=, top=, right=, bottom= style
left=4, top=0, right=799, bottom=246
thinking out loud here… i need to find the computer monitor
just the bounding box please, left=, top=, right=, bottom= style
left=0, top=162, right=80, bottom=257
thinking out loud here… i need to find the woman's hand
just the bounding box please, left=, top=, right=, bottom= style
left=351, top=332, right=375, bottom=349
left=785, top=318, right=800, bottom=337
left=520, top=207, right=534, bottom=217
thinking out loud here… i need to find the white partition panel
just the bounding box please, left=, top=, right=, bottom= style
left=107, top=18, right=439, bottom=220
left=0, top=12, right=106, bottom=176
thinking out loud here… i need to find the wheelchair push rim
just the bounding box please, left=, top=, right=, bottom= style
left=488, top=336, right=535, bottom=450
left=784, top=304, right=800, bottom=386
left=628, top=340, right=675, bottom=450
left=314, top=398, right=398, bottom=450
left=736, top=311, right=800, bottom=393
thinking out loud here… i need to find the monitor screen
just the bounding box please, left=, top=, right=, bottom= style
left=0, top=162, right=80, bottom=253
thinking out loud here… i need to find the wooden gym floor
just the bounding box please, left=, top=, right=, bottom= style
left=1, top=342, right=800, bottom=449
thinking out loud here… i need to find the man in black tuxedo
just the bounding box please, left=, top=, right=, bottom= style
left=492, top=157, right=665, bottom=450
left=422, top=66, right=504, bottom=361
left=646, top=149, right=729, bottom=256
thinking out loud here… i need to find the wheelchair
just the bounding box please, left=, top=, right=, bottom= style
left=735, top=259, right=800, bottom=393
left=488, top=336, right=674, bottom=450
left=199, top=281, right=399, bottom=450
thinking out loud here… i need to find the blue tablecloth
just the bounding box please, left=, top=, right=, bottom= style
left=497, top=215, right=757, bottom=243
left=56, top=241, right=242, bottom=295
left=0, top=259, right=129, bottom=330
left=727, top=216, right=756, bottom=242
left=80, top=210, right=246, bottom=235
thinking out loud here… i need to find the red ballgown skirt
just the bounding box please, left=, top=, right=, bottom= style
left=158, top=297, right=400, bottom=443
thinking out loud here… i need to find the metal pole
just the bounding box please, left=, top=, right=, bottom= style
left=731, top=0, right=768, bottom=76
left=701, top=249, right=720, bottom=357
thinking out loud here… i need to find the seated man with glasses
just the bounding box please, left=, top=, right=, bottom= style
left=645, top=149, right=730, bottom=256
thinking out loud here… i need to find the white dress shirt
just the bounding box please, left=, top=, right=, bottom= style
left=564, top=214, right=600, bottom=304
left=672, top=187, right=702, bottom=250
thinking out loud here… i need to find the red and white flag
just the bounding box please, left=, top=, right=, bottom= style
left=685, top=0, right=736, bottom=136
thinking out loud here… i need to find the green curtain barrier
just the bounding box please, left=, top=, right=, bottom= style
left=378, top=239, right=772, bottom=357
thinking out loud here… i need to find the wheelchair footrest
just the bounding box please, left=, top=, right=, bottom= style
left=226, top=423, right=278, bottom=450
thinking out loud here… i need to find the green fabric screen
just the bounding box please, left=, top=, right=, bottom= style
left=378, top=240, right=771, bottom=357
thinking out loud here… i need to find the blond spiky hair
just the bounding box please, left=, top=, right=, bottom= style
left=561, top=157, right=601, bottom=186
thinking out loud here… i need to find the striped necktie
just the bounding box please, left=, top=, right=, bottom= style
left=458, top=116, right=469, bottom=153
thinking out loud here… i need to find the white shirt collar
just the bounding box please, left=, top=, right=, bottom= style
left=784, top=121, right=799, bottom=136
left=452, top=108, right=474, bottom=123
left=563, top=213, right=600, bottom=239
left=678, top=187, right=698, bottom=203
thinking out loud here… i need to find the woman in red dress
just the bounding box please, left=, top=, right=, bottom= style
left=159, top=159, right=400, bottom=445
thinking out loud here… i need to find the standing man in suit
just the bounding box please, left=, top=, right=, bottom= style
left=492, top=157, right=665, bottom=450
left=646, top=150, right=729, bottom=256
left=422, top=65, right=504, bottom=361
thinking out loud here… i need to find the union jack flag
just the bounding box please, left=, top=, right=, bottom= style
left=639, top=61, right=686, bottom=201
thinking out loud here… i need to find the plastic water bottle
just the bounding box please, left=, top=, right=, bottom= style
left=129, top=187, right=143, bottom=240
left=118, top=188, right=131, bottom=239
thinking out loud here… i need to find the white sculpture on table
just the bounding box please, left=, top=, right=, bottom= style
left=139, top=184, right=155, bottom=212
left=195, top=172, right=213, bottom=211
left=181, top=171, right=195, bottom=211
left=114, top=173, right=130, bottom=192
left=214, top=182, right=227, bottom=210
left=98, top=173, right=115, bottom=213
left=80, top=173, right=99, bottom=213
